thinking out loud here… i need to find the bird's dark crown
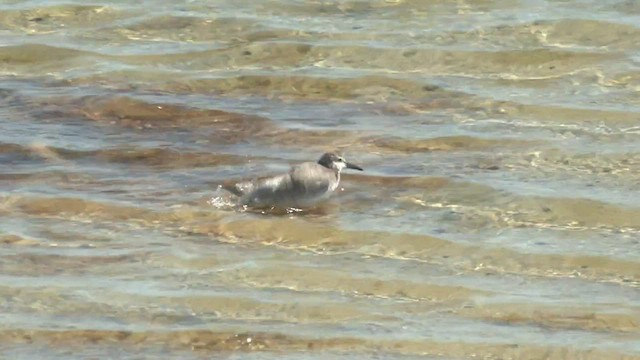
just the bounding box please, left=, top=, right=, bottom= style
left=317, top=152, right=343, bottom=169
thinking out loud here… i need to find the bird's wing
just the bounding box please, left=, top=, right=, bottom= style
left=221, top=179, right=254, bottom=196
left=221, top=172, right=282, bottom=197
left=238, top=173, right=293, bottom=206
left=289, top=163, right=333, bottom=195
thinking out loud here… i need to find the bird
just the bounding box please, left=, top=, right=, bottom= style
left=223, top=152, right=363, bottom=209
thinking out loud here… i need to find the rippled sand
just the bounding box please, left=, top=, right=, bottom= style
left=1, top=0, right=639, bottom=359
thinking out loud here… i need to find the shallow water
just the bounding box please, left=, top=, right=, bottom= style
left=1, top=0, right=639, bottom=359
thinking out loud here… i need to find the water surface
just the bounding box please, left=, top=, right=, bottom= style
left=1, top=0, right=639, bottom=359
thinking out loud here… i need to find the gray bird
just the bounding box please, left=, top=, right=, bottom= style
left=223, top=153, right=363, bottom=209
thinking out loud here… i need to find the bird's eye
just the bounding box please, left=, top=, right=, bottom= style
left=338, top=157, right=345, bottom=162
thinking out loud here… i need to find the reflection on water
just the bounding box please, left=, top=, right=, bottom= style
left=1, top=0, right=639, bottom=359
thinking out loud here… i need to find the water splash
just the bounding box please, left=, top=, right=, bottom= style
left=207, top=185, right=237, bottom=210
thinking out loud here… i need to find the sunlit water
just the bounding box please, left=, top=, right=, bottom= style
left=1, top=0, right=639, bottom=359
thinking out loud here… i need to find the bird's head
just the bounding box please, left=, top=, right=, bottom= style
left=317, top=152, right=363, bottom=172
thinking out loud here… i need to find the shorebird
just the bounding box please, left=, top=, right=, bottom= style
left=223, top=153, right=363, bottom=209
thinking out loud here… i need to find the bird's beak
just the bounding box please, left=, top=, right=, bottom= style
left=346, top=162, right=363, bottom=171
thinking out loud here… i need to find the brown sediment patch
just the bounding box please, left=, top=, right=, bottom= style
left=16, top=93, right=278, bottom=144
left=306, top=46, right=617, bottom=78
left=0, top=4, right=124, bottom=31
left=504, top=149, right=640, bottom=177
left=0, top=44, right=103, bottom=74
left=198, top=218, right=640, bottom=283
left=243, top=128, right=537, bottom=154
left=609, top=70, right=640, bottom=89
left=0, top=285, right=388, bottom=325
left=62, top=72, right=484, bottom=112
left=217, top=264, right=487, bottom=303
left=56, top=147, right=245, bottom=169
left=417, top=178, right=640, bottom=230
left=143, top=71, right=640, bottom=129
left=342, top=174, right=451, bottom=190
left=0, top=141, right=260, bottom=170
left=91, top=41, right=616, bottom=79
left=0, top=170, right=129, bottom=196
left=392, top=178, right=640, bottom=231
left=458, top=304, right=640, bottom=334
left=370, top=135, right=538, bottom=152
left=3, top=195, right=226, bottom=227
left=0, top=196, right=165, bottom=224
left=505, top=196, right=640, bottom=230
left=14, top=92, right=273, bottom=130
left=0, top=253, right=144, bottom=277
left=115, top=294, right=393, bottom=324
left=533, top=19, right=640, bottom=49
left=256, top=0, right=532, bottom=18
left=75, top=96, right=274, bottom=132
left=0, top=142, right=76, bottom=164
left=0, top=143, right=28, bottom=154
left=125, top=42, right=316, bottom=69
left=8, top=196, right=158, bottom=221
left=6, top=195, right=640, bottom=283
left=0, top=234, right=38, bottom=246
left=162, top=74, right=460, bottom=101
left=513, top=103, right=640, bottom=127
left=255, top=0, right=382, bottom=16
left=0, top=329, right=633, bottom=359
left=255, top=128, right=364, bottom=151
left=612, top=0, right=640, bottom=15
left=0, top=44, right=91, bottom=65
left=432, top=18, right=640, bottom=53
left=113, top=15, right=293, bottom=43
left=0, top=143, right=45, bottom=165
left=129, top=43, right=618, bottom=78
